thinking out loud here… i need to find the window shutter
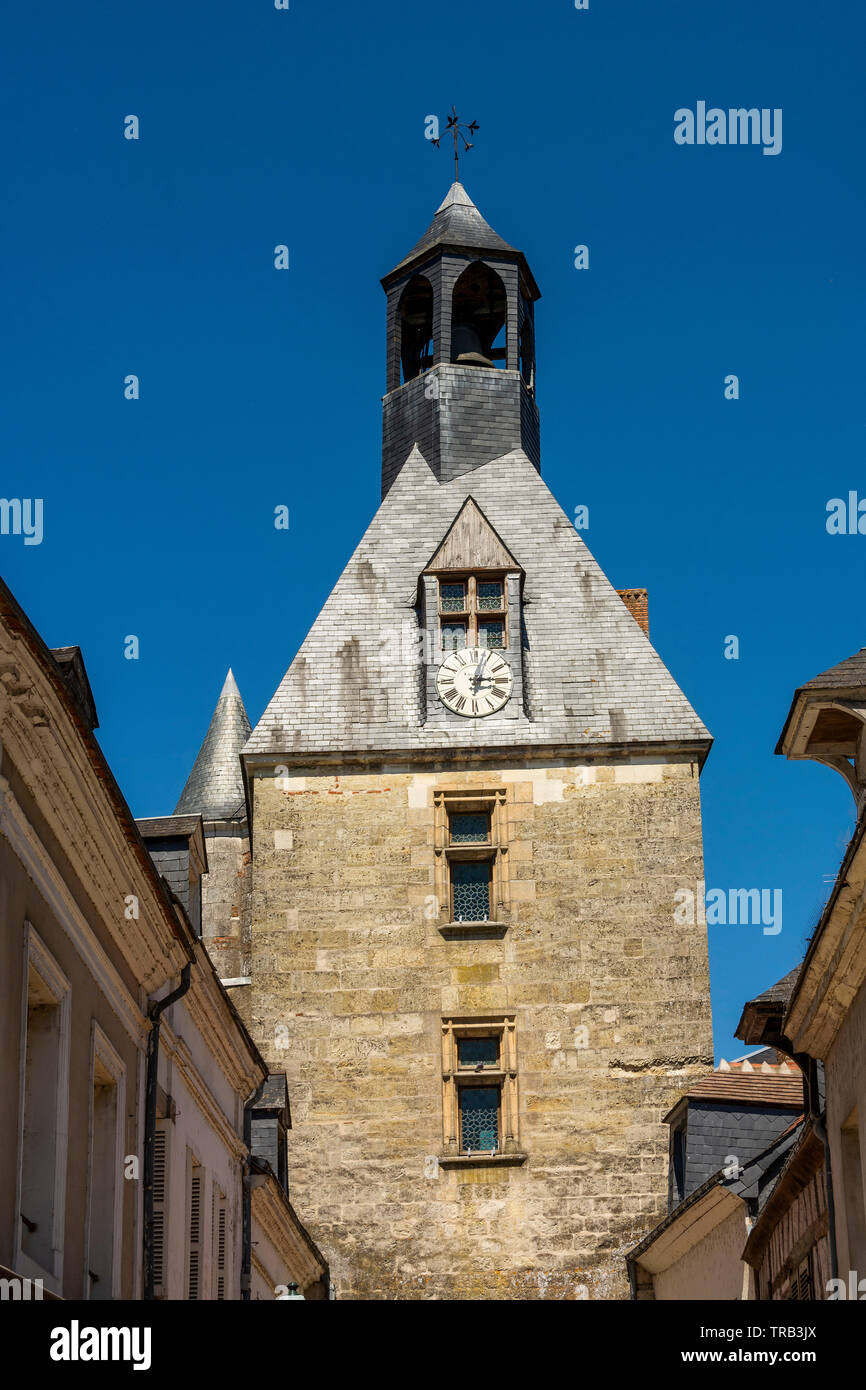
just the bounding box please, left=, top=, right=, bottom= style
left=187, top=1166, right=202, bottom=1299
left=211, top=1188, right=227, bottom=1300
left=152, top=1127, right=167, bottom=1297
left=217, top=1202, right=226, bottom=1300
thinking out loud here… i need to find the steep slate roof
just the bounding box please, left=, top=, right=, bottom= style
left=798, top=647, right=866, bottom=690
left=774, top=649, right=866, bottom=753
left=626, top=1117, right=805, bottom=1271
left=747, top=968, right=802, bottom=1005
left=388, top=182, right=517, bottom=278
left=175, top=669, right=251, bottom=819
left=51, top=645, right=98, bottom=732
left=244, top=447, right=711, bottom=758
left=735, top=966, right=802, bottom=1046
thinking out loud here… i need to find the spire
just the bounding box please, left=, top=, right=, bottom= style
left=174, top=669, right=251, bottom=820
left=385, top=182, right=522, bottom=283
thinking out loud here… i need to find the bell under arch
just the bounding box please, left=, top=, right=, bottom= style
left=450, top=261, right=507, bottom=368
left=399, top=273, right=434, bottom=384
left=380, top=183, right=542, bottom=496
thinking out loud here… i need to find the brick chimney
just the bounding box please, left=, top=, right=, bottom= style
left=617, top=589, right=649, bottom=636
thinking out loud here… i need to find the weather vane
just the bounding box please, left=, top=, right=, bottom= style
left=432, top=106, right=479, bottom=183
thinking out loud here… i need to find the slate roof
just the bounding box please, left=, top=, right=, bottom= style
left=626, top=1117, right=804, bottom=1268
left=799, top=647, right=866, bottom=690
left=175, top=669, right=251, bottom=819
left=387, top=182, right=517, bottom=279
left=51, top=646, right=99, bottom=732
left=735, top=966, right=802, bottom=1046
left=732, top=1116, right=805, bottom=1214
left=747, top=968, right=801, bottom=1007
left=244, top=446, right=711, bottom=758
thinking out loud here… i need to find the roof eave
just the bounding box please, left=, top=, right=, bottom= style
left=381, top=244, right=541, bottom=300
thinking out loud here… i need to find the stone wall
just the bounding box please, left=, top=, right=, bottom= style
left=201, top=821, right=251, bottom=980
left=238, top=755, right=713, bottom=1300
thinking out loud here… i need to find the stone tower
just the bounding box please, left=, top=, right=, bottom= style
left=234, top=182, right=714, bottom=1299
left=175, top=668, right=252, bottom=982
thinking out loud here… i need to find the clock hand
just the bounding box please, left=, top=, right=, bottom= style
left=472, top=649, right=490, bottom=687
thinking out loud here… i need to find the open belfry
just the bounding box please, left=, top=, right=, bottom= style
left=178, top=176, right=715, bottom=1299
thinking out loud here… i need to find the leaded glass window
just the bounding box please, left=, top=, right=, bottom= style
left=436, top=574, right=509, bottom=650
left=477, top=581, right=503, bottom=610
left=441, top=620, right=467, bottom=651
left=459, top=1087, right=499, bottom=1152
left=451, top=861, right=490, bottom=921
left=449, top=812, right=489, bottom=844
left=478, top=619, right=504, bottom=649
left=457, top=1036, right=499, bottom=1069
left=440, top=582, right=466, bottom=613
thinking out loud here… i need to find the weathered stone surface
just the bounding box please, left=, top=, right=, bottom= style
left=236, top=756, right=713, bottom=1300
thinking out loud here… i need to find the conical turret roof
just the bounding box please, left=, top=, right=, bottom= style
left=383, top=183, right=537, bottom=295
left=175, top=669, right=251, bottom=820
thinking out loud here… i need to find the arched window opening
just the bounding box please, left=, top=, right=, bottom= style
left=519, top=311, right=535, bottom=392
left=450, top=263, right=507, bottom=369
left=399, top=275, right=434, bottom=384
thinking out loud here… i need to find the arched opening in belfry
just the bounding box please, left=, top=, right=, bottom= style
left=450, top=262, right=507, bottom=368
left=399, top=274, right=434, bottom=384
left=519, top=308, right=535, bottom=391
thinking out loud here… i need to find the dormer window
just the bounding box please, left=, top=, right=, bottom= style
left=438, top=574, right=507, bottom=650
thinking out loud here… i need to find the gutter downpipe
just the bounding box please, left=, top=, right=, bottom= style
left=143, top=964, right=192, bottom=1300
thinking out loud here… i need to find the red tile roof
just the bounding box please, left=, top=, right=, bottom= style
left=682, top=1059, right=805, bottom=1107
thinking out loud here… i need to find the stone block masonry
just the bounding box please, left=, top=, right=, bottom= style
left=237, top=755, right=713, bottom=1300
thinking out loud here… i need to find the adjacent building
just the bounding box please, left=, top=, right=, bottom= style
left=630, top=644, right=866, bottom=1302
left=0, top=577, right=327, bottom=1300
left=627, top=1053, right=807, bottom=1299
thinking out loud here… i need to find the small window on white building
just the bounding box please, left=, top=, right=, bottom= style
left=17, top=926, right=70, bottom=1288
left=86, top=1025, right=125, bottom=1299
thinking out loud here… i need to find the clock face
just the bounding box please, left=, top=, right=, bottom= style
left=437, top=647, right=513, bottom=717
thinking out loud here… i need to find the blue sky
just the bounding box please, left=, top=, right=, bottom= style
left=2, top=1, right=864, bottom=1059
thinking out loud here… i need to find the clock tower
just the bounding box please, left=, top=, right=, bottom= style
left=232, top=180, right=715, bottom=1300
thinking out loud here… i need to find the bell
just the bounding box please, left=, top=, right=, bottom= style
left=451, top=322, right=494, bottom=368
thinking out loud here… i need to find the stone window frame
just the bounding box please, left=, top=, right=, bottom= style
left=85, top=1022, right=126, bottom=1300
left=433, top=788, right=510, bottom=932
left=15, top=922, right=71, bottom=1295
left=439, top=1015, right=524, bottom=1168
left=436, top=572, right=509, bottom=651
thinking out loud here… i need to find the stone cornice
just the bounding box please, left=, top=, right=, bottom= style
left=158, top=1022, right=250, bottom=1162
left=179, top=938, right=267, bottom=1095
left=243, top=740, right=709, bottom=775
left=0, top=610, right=193, bottom=990
left=785, top=816, right=866, bottom=1057
left=250, top=1174, right=327, bottom=1289
left=0, top=774, right=148, bottom=1046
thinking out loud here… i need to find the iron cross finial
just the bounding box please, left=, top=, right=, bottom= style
left=431, top=106, right=479, bottom=183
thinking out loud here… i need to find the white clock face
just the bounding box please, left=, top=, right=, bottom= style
left=437, top=647, right=513, bottom=717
